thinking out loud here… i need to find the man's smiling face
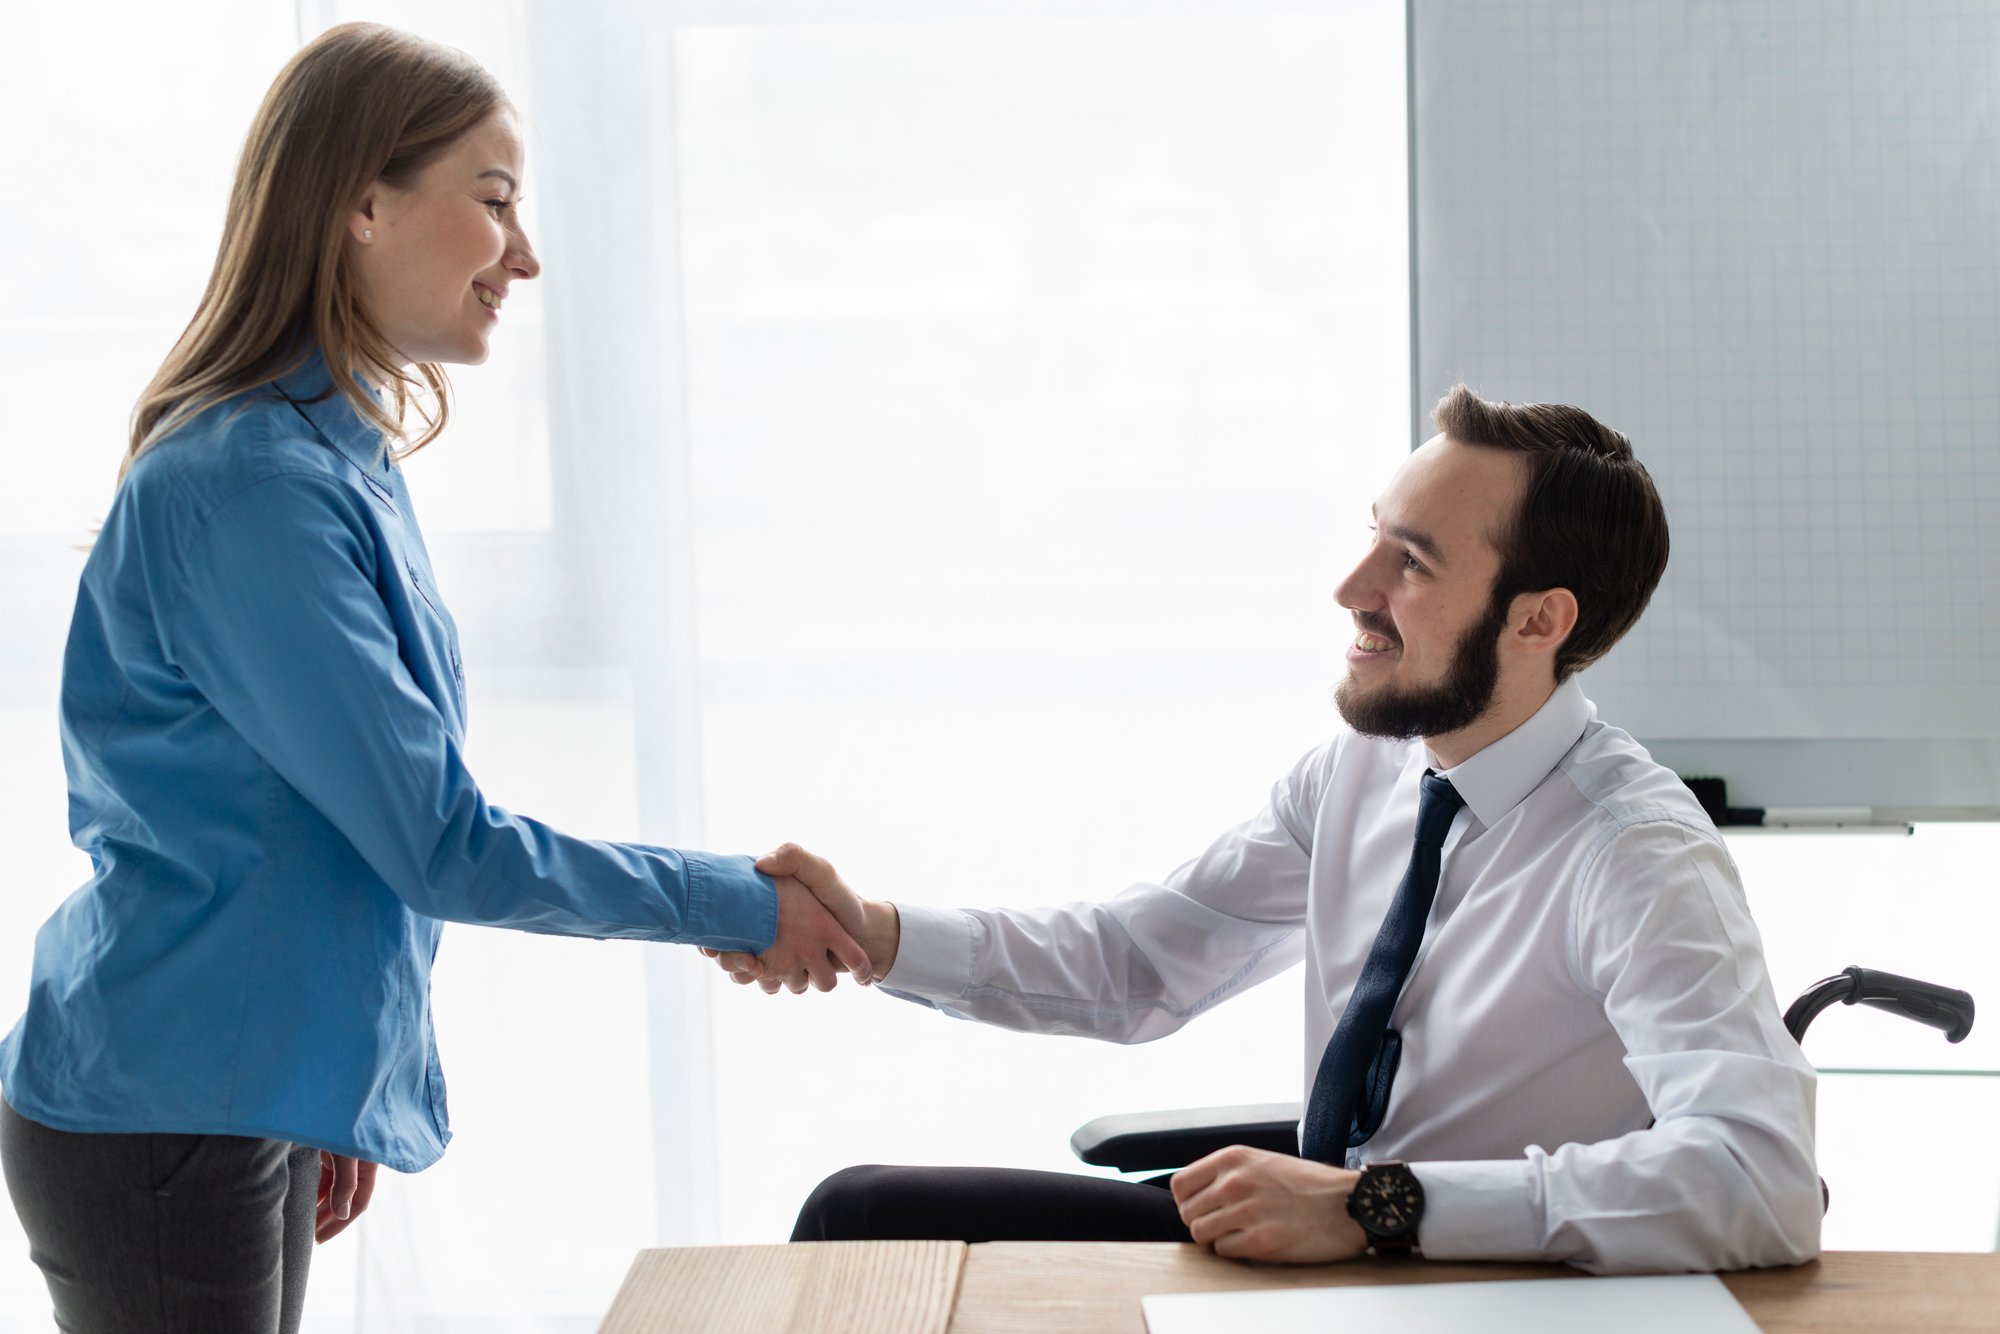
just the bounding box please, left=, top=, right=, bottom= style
left=1332, top=434, right=1530, bottom=744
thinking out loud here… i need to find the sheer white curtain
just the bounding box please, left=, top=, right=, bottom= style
left=650, top=0, right=1411, bottom=1251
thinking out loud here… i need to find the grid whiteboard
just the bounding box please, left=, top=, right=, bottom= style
left=1412, top=0, right=2000, bottom=814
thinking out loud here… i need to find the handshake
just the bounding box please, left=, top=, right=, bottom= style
left=702, top=844, right=901, bottom=994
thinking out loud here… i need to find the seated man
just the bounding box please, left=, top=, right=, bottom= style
left=719, top=385, right=1820, bottom=1274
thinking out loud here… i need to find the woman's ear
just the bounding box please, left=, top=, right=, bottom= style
left=346, top=189, right=380, bottom=245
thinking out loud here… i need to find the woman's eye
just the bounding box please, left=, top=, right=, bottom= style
left=1404, top=552, right=1425, bottom=573
left=484, top=198, right=510, bottom=214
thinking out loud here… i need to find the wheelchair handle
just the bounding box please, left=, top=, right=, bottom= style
left=1784, top=966, right=1975, bottom=1045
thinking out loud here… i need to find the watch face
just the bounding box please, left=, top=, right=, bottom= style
left=1353, top=1164, right=1424, bottom=1239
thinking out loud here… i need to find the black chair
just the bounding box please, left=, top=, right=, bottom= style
left=1070, top=966, right=1975, bottom=1179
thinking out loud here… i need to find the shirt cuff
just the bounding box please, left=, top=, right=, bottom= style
left=1412, top=1158, right=1543, bottom=1262
left=879, top=902, right=975, bottom=1001
left=680, top=853, right=779, bottom=952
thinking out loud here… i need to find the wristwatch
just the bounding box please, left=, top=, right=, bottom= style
left=1345, top=1161, right=1425, bottom=1254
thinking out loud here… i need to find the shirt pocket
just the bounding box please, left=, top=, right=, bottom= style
left=403, top=559, right=465, bottom=695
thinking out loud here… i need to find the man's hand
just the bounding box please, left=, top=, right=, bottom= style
left=1171, top=1145, right=1368, bottom=1264
left=315, top=1152, right=379, bottom=1243
left=704, top=844, right=901, bottom=992
left=724, top=872, right=874, bottom=994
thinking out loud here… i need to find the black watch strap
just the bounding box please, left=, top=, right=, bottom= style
left=1346, top=1160, right=1425, bottom=1254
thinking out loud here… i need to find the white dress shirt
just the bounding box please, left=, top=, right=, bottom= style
left=883, top=677, right=1821, bottom=1273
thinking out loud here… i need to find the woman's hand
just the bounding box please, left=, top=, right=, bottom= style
left=316, top=1152, right=379, bottom=1243
left=701, top=845, right=898, bottom=992
left=743, top=873, right=875, bottom=993
left=755, top=844, right=900, bottom=982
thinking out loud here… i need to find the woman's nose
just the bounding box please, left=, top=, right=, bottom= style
left=508, top=229, right=541, bottom=281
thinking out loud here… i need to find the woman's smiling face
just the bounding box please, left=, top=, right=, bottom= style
left=347, top=111, right=540, bottom=367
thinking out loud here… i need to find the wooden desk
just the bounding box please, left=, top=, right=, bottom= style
left=952, top=1243, right=2000, bottom=1333
left=602, top=1241, right=2000, bottom=1334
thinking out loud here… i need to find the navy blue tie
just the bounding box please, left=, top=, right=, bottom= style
left=1300, top=770, right=1465, bottom=1163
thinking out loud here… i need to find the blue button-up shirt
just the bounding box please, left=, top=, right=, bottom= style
left=0, top=350, right=776, bottom=1171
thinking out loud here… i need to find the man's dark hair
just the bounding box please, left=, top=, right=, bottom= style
left=1433, top=385, right=1669, bottom=681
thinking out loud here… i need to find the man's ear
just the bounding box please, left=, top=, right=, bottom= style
left=1509, top=587, right=1578, bottom=662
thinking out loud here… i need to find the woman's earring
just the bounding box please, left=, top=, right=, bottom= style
left=362, top=228, right=373, bottom=241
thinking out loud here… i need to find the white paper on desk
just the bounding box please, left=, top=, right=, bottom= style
left=1141, top=1274, right=1759, bottom=1333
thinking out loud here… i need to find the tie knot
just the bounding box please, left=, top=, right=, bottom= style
left=1415, top=770, right=1465, bottom=848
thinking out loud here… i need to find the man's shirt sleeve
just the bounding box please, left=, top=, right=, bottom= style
left=1414, top=817, right=1821, bottom=1273
left=159, top=470, right=776, bottom=950
left=878, top=745, right=1331, bottom=1043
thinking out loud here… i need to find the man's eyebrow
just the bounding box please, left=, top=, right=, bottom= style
left=476, top=168, right=519, bottom=193
left=1370, top=507, right=1448, bottom=567
left=1387, top=523, right=1448, bottom=567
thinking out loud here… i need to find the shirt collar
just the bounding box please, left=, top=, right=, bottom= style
left=1429, top=674, right=1592, bottom=829
left=268, top=345, right=392, bottom=477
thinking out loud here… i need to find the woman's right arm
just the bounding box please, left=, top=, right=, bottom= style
left=158, top=468, right=777, bottom=951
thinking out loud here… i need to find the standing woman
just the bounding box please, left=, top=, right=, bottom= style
left=0, top=23, right=865, bottom=1334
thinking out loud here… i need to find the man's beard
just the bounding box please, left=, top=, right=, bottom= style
left=1334, top=595, right=1509, bottom=742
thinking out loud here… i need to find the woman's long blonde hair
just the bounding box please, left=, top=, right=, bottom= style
left=123, top=22, right=507, bottom=480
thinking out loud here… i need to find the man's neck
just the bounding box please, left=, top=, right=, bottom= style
left=1423, top=675, right=1560, bottom=770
